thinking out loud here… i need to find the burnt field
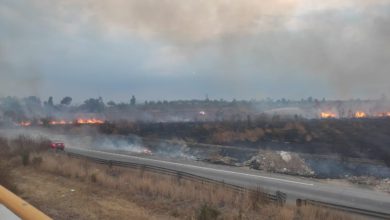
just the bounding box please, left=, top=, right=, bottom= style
left=97, top=117, right=390, bottom=165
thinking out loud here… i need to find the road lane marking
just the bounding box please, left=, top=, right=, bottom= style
left=68, top=147, right=314, bottom=186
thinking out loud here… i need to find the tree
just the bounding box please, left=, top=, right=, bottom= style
left=130, top=95, right=136, bottom=106
left=81, top=97, right=105, bottom=113
left=60, top=97, right=72, bottom=106
left=1, top=96, right=25, bottom=120
left=107, top=101, right=116, bottom=107
left=47, top=96, right=54, bottom=106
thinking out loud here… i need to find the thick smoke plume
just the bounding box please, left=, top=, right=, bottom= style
left=81, top=0, right=390, bottom=97
left=0, top=0, right=389, bottom=98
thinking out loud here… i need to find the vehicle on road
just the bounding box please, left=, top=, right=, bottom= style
left=50, top=141, right=65, bottom=151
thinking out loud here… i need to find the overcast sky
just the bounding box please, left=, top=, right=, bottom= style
left=1, top=0, right=389, bottom=103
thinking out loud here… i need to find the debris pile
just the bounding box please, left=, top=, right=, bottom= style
left=244, top=150, right=315, bottom=176
left=348, top=176, right=390, bottom=193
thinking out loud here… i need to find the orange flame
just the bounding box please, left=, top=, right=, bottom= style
left=76, top=118, right=104, bottom=124
left=18, top=121, right=32, bottom=127
left=376, top=112, right=390, bottom=117
left=354, top=111, right=367, bottom=118
left=49, top=120, right=72, bottom=125
left=320, top=112, right=337, bottom=118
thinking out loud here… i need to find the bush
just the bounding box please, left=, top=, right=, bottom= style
left=0, top=137, right=10, bottom=158
left=0, top=161, right=16, bottom=192
left=170, top=209, right=180, bottom=217
left=11, top=135, right=50, bottom=156
left=90, top=173, right=97, bottom=183
left=5, top=135, right=51, bottom=166
left=196, top=203, right=220, bottom=220
left=31, top=156, right=43, bottom=167
left=21, top=151, right=30, bottom=166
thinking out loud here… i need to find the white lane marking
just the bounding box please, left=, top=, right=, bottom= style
left=68, top=147, right=314, bottom=186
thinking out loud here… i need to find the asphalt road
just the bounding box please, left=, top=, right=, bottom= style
left=66, top=147, right=390, bottom=216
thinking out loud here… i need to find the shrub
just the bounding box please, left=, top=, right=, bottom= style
left=196, top=203, right=220, bottom=220
left=21, top=151, right=30, bottom=166
left=0, top=161, right=16, bottom=192
left=11, top=135, right=50, bottom=157
left=0, top=137, right=10, bottom=158
left=90, top=173, right=98, bottom=183
left=170, top=209, right=180, bottom=217
left=31, top=156, right=43, bottom=167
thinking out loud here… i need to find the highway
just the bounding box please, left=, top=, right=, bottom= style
left=66, top=147, right=390, bottom=217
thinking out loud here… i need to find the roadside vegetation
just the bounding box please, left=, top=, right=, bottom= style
left=0, top=135, right=49, bottom=191
left=0, top=135, right=355, bottom=219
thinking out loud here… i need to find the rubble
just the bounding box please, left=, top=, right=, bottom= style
left=244, top=150, right=315, bottom=176
left=348, top=176, right=390, bottom=193
left=376, top=178, right=390, bottom=193
left=204, top=155, right=240, bottom=166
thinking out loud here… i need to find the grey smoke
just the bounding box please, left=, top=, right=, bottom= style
left=0, top=1, right=389, bottom=99
left=84, top=0, right=390, bottom=98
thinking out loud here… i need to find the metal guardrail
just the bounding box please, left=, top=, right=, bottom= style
left=297, top=199, right=390, bottom=220
left=0, top=185, right=52, bottom=220
left=66, top=152, right=286, bottom=205
left=66, top=151, right=390, bottom=219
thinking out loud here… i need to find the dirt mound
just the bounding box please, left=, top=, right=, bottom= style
left=244, top=150, right=314, bottom=176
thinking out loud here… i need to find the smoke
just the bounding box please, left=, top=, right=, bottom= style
left=0, top=126, right=204, bottom=161
left=0, top=127, right=149, bottom=153
left=1, top=0, right=390, bottom=99
left=87, top=0, right=296, bottom=43
left=0, top=68, right=43, bottom=98
left=0, top=30, right=43, bottom=97
left=70, top=0, right=390, bottom=97
left=279, top=6, right=390, bottom=97
left=85, top=1, right=389, bottom=42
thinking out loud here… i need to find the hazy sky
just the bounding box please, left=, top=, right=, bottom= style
left=1, top=0, right=389, bottom=103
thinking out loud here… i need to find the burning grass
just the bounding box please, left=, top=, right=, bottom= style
left=17, top=117, right=105, bottom=127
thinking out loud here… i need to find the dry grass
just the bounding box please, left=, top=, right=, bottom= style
left=0, top=160, right=16, bottom=191
left=0, top=136, right=16, bottom=191
left=25, top=152, right=355, bottom=220
left=34, top=153, right=248, bottom=218
left=12, top=167, right=164, bottom=220
left=0, top=135, right=356, bottom=219
left=0, top=136, right=48, bottom=192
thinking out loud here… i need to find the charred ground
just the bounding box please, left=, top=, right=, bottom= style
left=98, top=118, right=390, bottom=165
